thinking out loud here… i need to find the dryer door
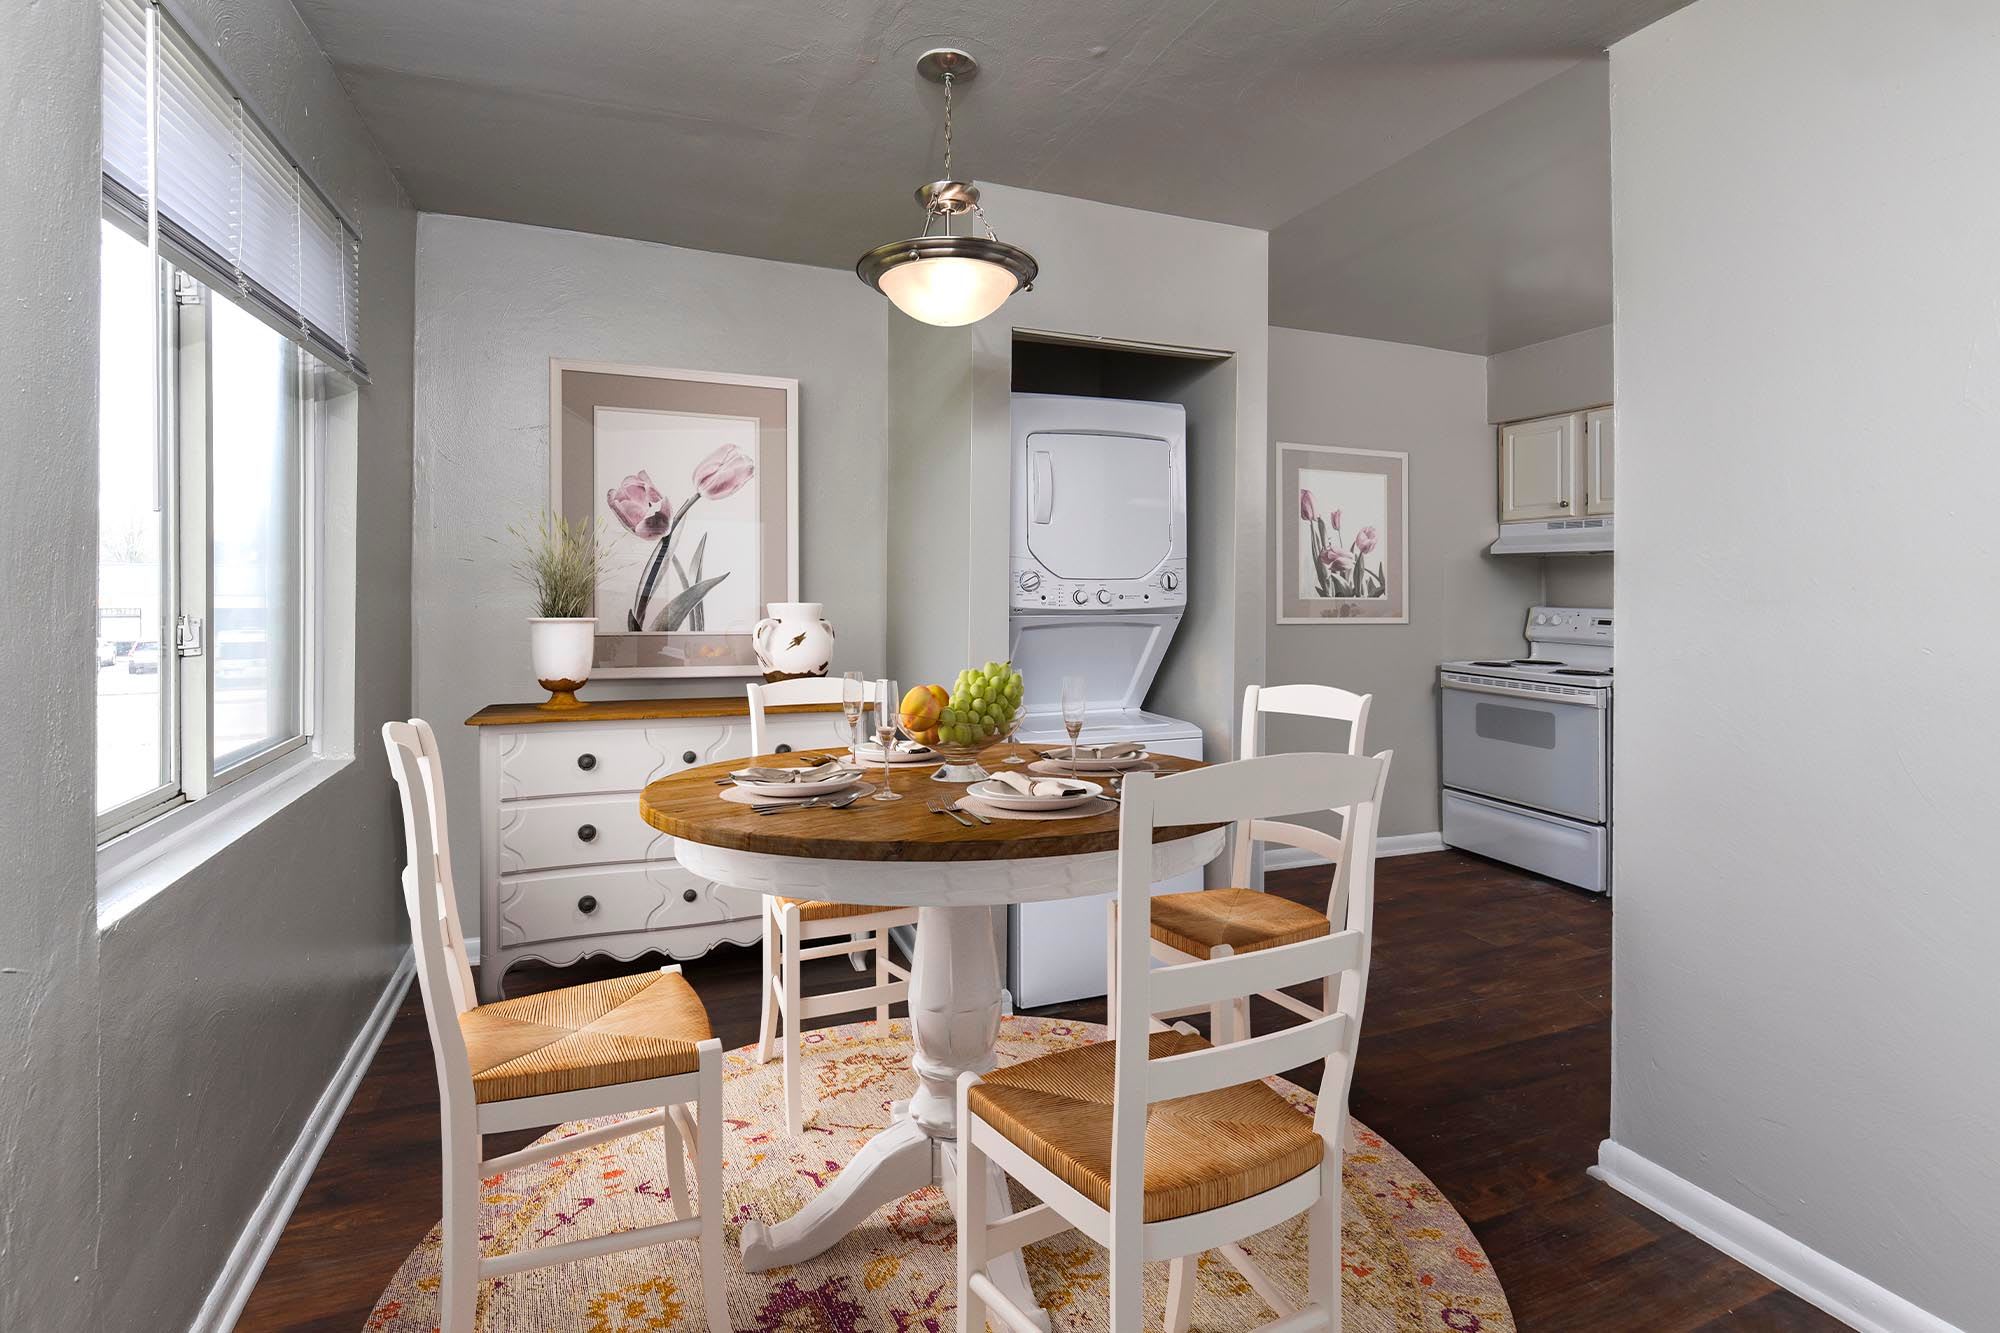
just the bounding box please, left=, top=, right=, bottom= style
left=1023, top=430, right=1174, bottom=579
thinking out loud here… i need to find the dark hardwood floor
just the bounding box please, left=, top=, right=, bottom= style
left=236, top=852, right=1837, bottom=1331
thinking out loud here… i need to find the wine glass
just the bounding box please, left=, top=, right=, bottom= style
left=1060, top=675, right=1087, bottom=772
left=841, top=671, right=865, bottom=760
left=876, top=712, right=908, bottom=804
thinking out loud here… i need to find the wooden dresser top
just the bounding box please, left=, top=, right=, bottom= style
left=465, top=696, right=844, bottom=727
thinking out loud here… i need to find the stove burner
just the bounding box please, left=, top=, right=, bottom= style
left=1554, top=668, right=1612, bottom=677
left=1515, top=658, right=1562, bottom=665
left=1471, top=660, right=1520, bottom=667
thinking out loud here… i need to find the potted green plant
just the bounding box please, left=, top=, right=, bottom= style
left=511, top=513, right=605, bottom=709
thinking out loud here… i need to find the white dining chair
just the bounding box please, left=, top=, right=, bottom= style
left=1109, top=683, right=1378, bottom=1045
left=957, top=750, right=1385, bottom=1333
left=383, top=720, right=727, bottom=1333
left=746, top=676, right=917, bottom=1137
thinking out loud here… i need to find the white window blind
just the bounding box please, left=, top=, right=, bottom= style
left=100, top=0, right=365, bottom=376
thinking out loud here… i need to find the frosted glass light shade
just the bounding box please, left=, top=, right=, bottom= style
left=856, top=235, right=1038, bottom=328
left=878, top=256, right=1020, bottom=327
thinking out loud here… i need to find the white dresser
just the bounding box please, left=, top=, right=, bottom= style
left=467, top=697, right=853, bottom=1001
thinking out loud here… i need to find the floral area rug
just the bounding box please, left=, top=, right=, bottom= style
left=367, top=1017, right=1512, bottom=1332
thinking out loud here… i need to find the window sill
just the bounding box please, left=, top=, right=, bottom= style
left=97, top=749, right=353, bottom=930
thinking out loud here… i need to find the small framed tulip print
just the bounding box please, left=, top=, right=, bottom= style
left=1275, top=443, right=1409, bottom=624
left=550, top=360, right=799, bottom=677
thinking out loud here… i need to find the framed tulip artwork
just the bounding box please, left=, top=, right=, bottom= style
left=549, top=361, right=799, bottom=677
left=1274, top=442, right=1409, bottom=624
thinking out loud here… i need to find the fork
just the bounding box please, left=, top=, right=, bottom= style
left=927, top=796, right=975, bottom=827
left=754, top=789, right=865, bottom=815
left=954, top=799, right=993, bottom=825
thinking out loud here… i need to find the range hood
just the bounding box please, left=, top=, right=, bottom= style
left=1489, top=516, right=1614, bottom=555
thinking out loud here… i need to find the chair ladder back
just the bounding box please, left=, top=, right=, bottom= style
left=407, top=718, right=477, bottom=1013
left=1110, top=751, right=1384, bottom=1224
left=382, top=725, right=478, bottom=1109
left=747, top=676, right=895, bottom=756
left=1230, top=683, right=1375, bottom=883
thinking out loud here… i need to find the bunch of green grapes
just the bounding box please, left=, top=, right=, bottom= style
left=934, top=660, right=1026, bottom=747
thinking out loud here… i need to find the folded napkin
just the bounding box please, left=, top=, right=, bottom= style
left=734, top=756, right=845, bottom=783
left=989, top=771, right=1085, bottom=798
left=1039, top=741, right=1146, bottom=761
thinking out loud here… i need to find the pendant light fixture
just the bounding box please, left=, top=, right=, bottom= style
left=856, top=48, right=1038, bottom=327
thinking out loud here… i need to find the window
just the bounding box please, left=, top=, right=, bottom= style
left=96, top=0, right=360, bottom=843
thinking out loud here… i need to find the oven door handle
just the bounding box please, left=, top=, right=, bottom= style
left=1441, top=677, right=1606, bottom=709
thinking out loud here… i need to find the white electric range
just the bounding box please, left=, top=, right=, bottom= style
left=1439, top=607, right=1613, bottom=894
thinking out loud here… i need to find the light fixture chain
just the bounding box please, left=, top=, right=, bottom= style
left=942, top=72, right=954, bottom=177
left=972, top=201, right=999, bottom=242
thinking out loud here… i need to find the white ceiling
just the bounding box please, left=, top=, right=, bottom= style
left=295, top=0, right=1689, bottom=353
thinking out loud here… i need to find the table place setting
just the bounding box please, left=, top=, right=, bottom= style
left=718, top=755, right=873, bottom=812
left=1028, top=740, right=1157, bottom=777
left=956, top=769, right=1115, bottom=821
left=848, top=737, right=936, bottom=766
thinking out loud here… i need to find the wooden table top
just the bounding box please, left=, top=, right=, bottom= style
left=466, top=695, right=845, bottom=727
left=638, top=745, right=1223, bottom=863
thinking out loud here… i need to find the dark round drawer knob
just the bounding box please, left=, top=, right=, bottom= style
left=682, top=750, right=697, bottom=764
left=577, top=823, right=597, bottom=843
left=775, top=743, right=793, bottom=754
left=576, top=752, right=597, bottom=771
left=682, top=888, right=698, bottom=903
left=577, top=895, right=598, bottom=915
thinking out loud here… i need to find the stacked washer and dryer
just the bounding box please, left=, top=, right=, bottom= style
left=1004, top=393, right=1205, bottom=1007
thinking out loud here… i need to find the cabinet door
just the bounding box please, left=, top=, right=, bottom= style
left=1499, top=414, right=1579, bottom=521
left=1584, top=407, right=1615, bottom=516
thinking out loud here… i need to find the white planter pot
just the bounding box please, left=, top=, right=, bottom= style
left=528, top=617, right=595, bottom=709
left=752, top=602, right=836, bottom=681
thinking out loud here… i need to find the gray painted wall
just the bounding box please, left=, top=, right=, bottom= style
left=412, top=214, right=890, bottom=923
left=1611, top=1, right=1998, bottom=1325
left=0, top=0, right=104, bottom=1323
left=93, top=4, right=418, bottom=1329
left=1267, top=328, right=1542, bottom=837
left=969, top=185, right=1270, bottom=764
left=0, top=1, right=417, bottom=1328
left=1487, top=323, right=1612, bottom=424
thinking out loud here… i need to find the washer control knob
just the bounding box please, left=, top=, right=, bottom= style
left=1071, top=588, right=1089, bottom=606
left=1096, top=588, right=1113, bottom=604
left=1161, top=571, right=1180, bottom=592
left=1019, top=570, right=1041, bottom=592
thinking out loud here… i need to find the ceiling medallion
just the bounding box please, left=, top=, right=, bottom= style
left=855, top=48, right=1038, bottom=327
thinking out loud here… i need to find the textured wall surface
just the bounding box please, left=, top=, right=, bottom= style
left=1611, top=1, right=2000, bottom=1325
left=1486, top=323, right=1612, bottom=424
left=411, top=214, right=890, bottom=923
left=1267, top=328, right=1542, bottom=836
left=0, top=1, right=418, bottom=1329
left=0, top=0, right=106, bottom=1323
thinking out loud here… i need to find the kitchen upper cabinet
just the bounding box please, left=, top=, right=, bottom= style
left=1499, top=413, right=1579, bottom=520
left=1583, top=407, right=1615, bottom=516
left=1497, top=408, right=1615, bottom=522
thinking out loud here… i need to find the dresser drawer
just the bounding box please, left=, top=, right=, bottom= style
left=498, top=794, right=673, bottom=874
left=494, top=721, right=740, bottom=799
left=495, top=863, right=761, bottom=949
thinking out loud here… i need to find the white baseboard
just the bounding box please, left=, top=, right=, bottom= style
left=1263, top=831, right=1445, bottom=872
left=1592, top=1140, right=1962, bottom=1333
left=188, top=949, right=415, bottom=1333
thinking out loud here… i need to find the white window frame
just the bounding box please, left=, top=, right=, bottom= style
left=94, top=211, right=337, bottom=846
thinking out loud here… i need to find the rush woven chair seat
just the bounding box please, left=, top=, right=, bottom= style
left=967, top=1028, right=1324, bottom=1223
left=958, top=749, right=1389, bottom=1333
left=772, top=895, right=888, bottom=923
left=1147, top=887, right=1334, bottom=960
left=747, top=677, right=916, bottom=1136
left=459, top=970, right=713, bottom=1104
left=385, top=719, right=729, bottom=1333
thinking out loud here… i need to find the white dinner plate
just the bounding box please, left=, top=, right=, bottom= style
left=967, top=777, right=1103, bottom=811
left=730, top=768, right=865, bottom=798
left=1033, top=750, right=1152, bottom=773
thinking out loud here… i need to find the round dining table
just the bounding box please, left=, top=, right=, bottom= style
left=639, top=743, right=1225, bottom=1326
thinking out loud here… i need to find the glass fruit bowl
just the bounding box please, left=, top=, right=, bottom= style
left=897, top=661, right=1026, bottom=783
